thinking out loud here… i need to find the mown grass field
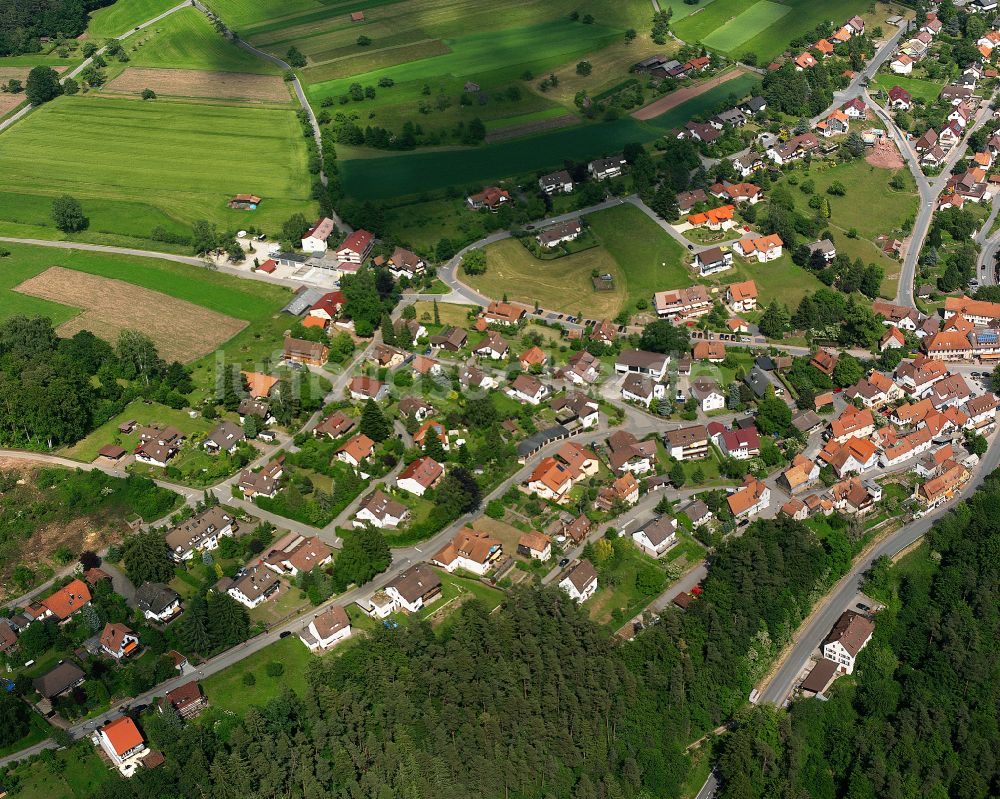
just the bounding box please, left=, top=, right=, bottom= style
left=0, top=95, right=314, bottom=243
left=586, top=204, right=691, bottom=310
left=201, top=635, right=314, bottom=714
left=724, top=252, right=828, bottom=309
left=85, top=0, right=181, bottom=38
left=467, top=238, right=626, bottom=318
left=118, top=7, right=282, bottom=74
left=673, top=0, right=871, bottom=61
left=1, top=743, right=110, bottom=799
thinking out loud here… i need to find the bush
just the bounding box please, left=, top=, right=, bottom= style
left=266, top=662, right=285, bottom=677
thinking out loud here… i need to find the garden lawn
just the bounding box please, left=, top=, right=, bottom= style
left=411, top=300, right=476, bottom=328
left=587, top=544, right=665, bottom=627
left=723, top=252, right=828, bottom=309
left=382, top=196, right=492, bottom=255
left=248, top=582, right=314, bottom=626
left=120, top=7, right=282, bottom=74
left=59, top=400, right=215, bottom=461
left=86, top=0, right=183, bottom=38
left=200, top=635, right=313, bottom=714
left=421, top=569, right=503, bottom=621
left=872, top=72, right=945, bottom=105
left=466, top=238, right=626, bottom=319
left=587, top=203, right=691, bottom=310
left=0, top=95, right=314, bottom=244
left=1, top=743, right=110, bottom=799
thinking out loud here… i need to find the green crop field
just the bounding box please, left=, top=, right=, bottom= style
left=586, top=204, right=692, bottom=310
left=0, top=242, right=289, bottom=326
left=701, top=1, right=790, bottom=51
left=120, top=7, right=281, bottom=73
left=674, top=0, right=870, bottom=61
left=0, top=95, right=314, bottom=243
left=86, top=0, right=181, bottom=39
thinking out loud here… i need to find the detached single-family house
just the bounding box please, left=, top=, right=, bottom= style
left=823, top=610, right=874, bottom=674
left=203, top=421, right=244, bottom=455
left=560, top=560, right=598, bottom=603
left=432, top=528, right=503, bottom=575
left=632, top=516, right=678, bottom=558
left=355, top=489, right=410, bottom=529
left=226, top=565, right=281, bottom=609
left=727, top=477, right=770, bottom=519
left=136, top=583, right=181, bottom=624
left=97, top=717, right=148, bottom=771
left=349, top=376, right=389, bottom=401
left=396, top=456, right=444, bottom=496
left=301, top=217, right=336, bottom=253
left=384, top=564, right=442, bottom=614
left=299, top=606, right=352, bottom=652
left=386, top=247, right=425, bottom=280
left=507, top=373, right=549, bottom=405
left=467, top=187, right=511, bottom=211
left=99, top=623, right=139, bottom=660
left=691, top=377, right=725, bottom=411
left=165, top=507, right=235, bottom=562
left=588, top=155, right=627, bottom=180
left=539, top=170, right=574, bottom=194
left=694, top=246, right=734, bottom=276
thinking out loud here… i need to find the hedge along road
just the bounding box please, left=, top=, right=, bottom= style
left=0, top=0, right=191, bottom=134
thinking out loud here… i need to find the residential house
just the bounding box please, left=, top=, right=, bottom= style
left=467, top=186, right=511, bottom=211
left=559, top=560, right=598, bottom=603
left=559, top=349, right=601, bottom=385
left=588, top=155, right=627, bottom=180
left=687, top=205, right=735, bottom=231
left=395, top=318, right=427, bottom=346
left=732, top=152, right=764, bottom=177
left=299, top=606, right=352, bottom=652
left=888, top=85, right=912, bottom=110
left=335, top=229, right=373, bottom=263
left=682, top=121, right=722, bottom=143
left=536, top=219, right=582, bottom=248
left=396, top=456, right=444, bottom=496
left=473, top=330, right=510, bottom=361
left=551, top=392, right=599, bottom=428
left=664, top=424, right=710, bottom=461
left=315, top=410, right=355, bottom=439
left=767, top=132, right=820, bottom=164
left=823, top=610, right=875, bottom=674
left=203, top=421, right=244, bottom=455
left=895, top=355, right=947, bottom=395
left=693, top=340, right=726, bottom=362
left=818, top=436, right=879, bottom=477
left=810, top=348, right=839, bottom=377
left=432, top=528, right=503, bottom=576
left=829, top=405, right=875, bottom=443
left=632, top=516, right=678, bottom=558
left=680, top=500, right=712, bottom=527
left=830, top=477, right=880, bottom=515
left=539, top=170, right=573, bottom=194
left=226, top=565, right=281, bottom=609
left=263, top=534, right=333, bottom=577
left=615, top=349, right=668, bottom=379
left=429, top=326, right=468, bottom=352
left=33, top=661, right=85, bottom=700
left=653, top=284, right=713, bottom=318
left=355, top=489, right=409, bottom=529
left=348, top=376, right=389, bottom=401
left=38, top=579, right=92, bottom=623
left=284, top=336, right=329, bottom=367
left=237, top=398, right=272, bottom=426
left=161, top=681, right=207, bottom=720
left=136, top=583, right=181, bottom=624
left=134, top=425, right=184, bottom=467
left=944, top=295, right=1000, bottom=326
left=709, top=422, right=760, bottom=460
left=677, top=188, right=708, bottom=212
left=727, top=476, right=770, bottom=518
left=97, top=717, right=148, bottom=771
left=880, top=326, right=905, bottom=351
left=384, top=563, right=442, bottom=614
left=386, top=247, right=425, bottom=280
left=482, top=300, right=526, bottom=326
left=507, top=373, right=548, bottom=405
left=165, top=507, right=235, bottom=562
left=726, top=279, right=759, bottom=312
left=621, top=373, right=660, bottom=407
left=780, top=454, right=819, bottom=493
left=809, top=238, right=837, bottom=262
left=336, top=433, right=375, bottom=470
left=607, top=430, right=658, bottom=474
left=795, top=51, right=818, bottom=70
left=99, top=623, right=139, bottom=660
left=517, top=532, right=552, bottom=561
left=301, top=217, right=336, bottom=253
left=459, top=364, right=496, bottom=390
left=307, top=291, right=345, bottom=322
left=966, top=392, right=999, bottom=429
left=690, top=377, right=725, bottom=411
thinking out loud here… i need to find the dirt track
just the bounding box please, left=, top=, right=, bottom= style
left=631, top=68, right=749, bottom=121
left=14, top=267, right=247, bottom=362
left=105, top=67, right=290, bottom=102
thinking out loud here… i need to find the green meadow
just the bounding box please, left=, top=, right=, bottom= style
left=0, top=95, right=314, bottom=243
left=673, top=0, right=871, bottom=61
left=85, top=0, right=181, bottom=39
left=120, top=7, right=282, bottom=73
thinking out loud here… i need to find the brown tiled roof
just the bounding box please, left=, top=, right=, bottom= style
left=825, top=610, right=874, bottom=656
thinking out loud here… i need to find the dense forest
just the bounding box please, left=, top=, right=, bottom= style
left=713, top=467, right=1000, bottom=799
left=69, top=517, right=847, bottom=799
left=0, top=0, right=113, bottom=56
left=0, top=316, right=191, bottom=447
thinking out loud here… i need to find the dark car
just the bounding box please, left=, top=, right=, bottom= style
left=687, top=244, right=694, bottom=250
left=279, top=630, right=291, bottom=638
left=857, top=602, right=872, bottom=613
left=558, top=558, right=570, bottom=568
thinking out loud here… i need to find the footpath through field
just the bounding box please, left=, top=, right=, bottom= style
left=631, top=67, right=751, bottom=121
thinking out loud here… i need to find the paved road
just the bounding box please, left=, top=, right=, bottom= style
left=0, top=0, right=190, bottom=134
left=758, top=430, right=1000, bottom=706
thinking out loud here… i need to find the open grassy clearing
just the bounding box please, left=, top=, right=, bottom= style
left=118, top=7, right=282, bottom=74
left=14, top=267, right=247, bottom=363
left=723, top=252, right=828, bottom=309
left=0, top=95, right=314, bottom=242
left=201, top=635, right=314, bottom=714
left=674, top=0, right=871, bottom=61
left=411, top=300, right=476, bottom=328
left=85, top=0, right=183, bottom=39
left=105, top=66, right=292, bottom=102
left=587, top=204, right=691, bottom=309
left=467, top=238, right=626, bottom=318
left=1, top=743, right=110, bottom=799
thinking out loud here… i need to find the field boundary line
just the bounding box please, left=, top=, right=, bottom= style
left=631, top=66, right=750, bottom=121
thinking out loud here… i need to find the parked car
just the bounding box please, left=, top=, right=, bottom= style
left=558, top=558, right=570, bottom=568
